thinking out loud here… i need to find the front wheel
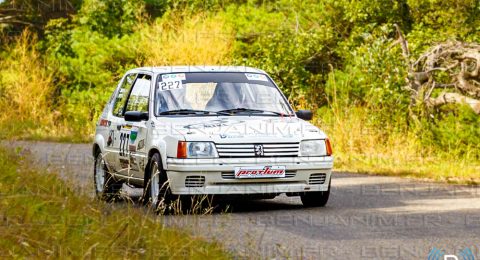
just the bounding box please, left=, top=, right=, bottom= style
left=94, top=151, right=122, bottom=201
left=300, top=181, right=331, bottom=207
left=143, top=153, right=174, bottom=212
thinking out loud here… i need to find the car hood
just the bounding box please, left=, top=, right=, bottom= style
left=152, top=116, right=326, bottom=143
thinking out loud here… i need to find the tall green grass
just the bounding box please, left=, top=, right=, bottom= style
left=0, top=148, right=230, bottom=258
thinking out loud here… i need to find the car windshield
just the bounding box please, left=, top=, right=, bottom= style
left=154, top=72, right=293, bottom=116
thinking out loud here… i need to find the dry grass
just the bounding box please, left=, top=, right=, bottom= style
left=0, top=31, right=52, bottom=122
left=317, top=106, right=480, bottom=185
left=0, top=30, right=59, bottom=139
left=0, top=148, right=230, bottom=258
left=0, top=31, right=85, bottom=141
left=138, top=13, right=233, bottom=66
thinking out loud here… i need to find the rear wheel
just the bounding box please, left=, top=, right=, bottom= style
left=94, top=151, right=122, bottom=201
left=300, top=181, right=331, bottom=207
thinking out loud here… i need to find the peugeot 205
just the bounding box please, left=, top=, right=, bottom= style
left=92, top=66, right=333, bottom=208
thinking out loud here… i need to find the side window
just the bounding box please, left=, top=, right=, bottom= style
left=125, top=74, right=151, bottom=113
left=112, top=73, right=137, bottom=117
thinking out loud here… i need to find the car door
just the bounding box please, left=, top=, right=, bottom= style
left=104, top=73, right=137, bottom=173
left=115, top=73, right=152, bottom=181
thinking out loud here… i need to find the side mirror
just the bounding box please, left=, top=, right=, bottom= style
left=296, top=110, right=313, bottom=120
left=124, top=111, right=149, bottom=122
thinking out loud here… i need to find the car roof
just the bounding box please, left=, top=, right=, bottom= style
left=126, top=66, right=267, bottom=75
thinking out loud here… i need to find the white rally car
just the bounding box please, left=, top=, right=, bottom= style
left=93, top=66, right=333, bottom=208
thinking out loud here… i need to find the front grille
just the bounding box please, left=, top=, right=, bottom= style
left=309, top=173, right=327, bottom=185
left=185, top=176, right=205, bottom=187
left=221, top=170, right=296, bottom=179
left=216, top=143, right=299, bottom=158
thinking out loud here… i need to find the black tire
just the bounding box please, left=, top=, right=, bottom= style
left=93, top=151, right=123, bottom=202
left=143, top=153, right=174, bottom=212
left=300, top=180, right=331, bottom=207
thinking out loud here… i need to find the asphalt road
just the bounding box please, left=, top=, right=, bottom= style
left=3, top=141, right=480, bottom=259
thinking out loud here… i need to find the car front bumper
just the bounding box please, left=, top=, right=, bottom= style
left=165, top=156, right=333, bottom=195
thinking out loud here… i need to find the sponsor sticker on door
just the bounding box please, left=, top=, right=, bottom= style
left=234, top=166, right=286, bottom=178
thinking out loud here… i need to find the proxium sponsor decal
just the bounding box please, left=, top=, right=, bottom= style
left=234, top=166, right=286, bottom=179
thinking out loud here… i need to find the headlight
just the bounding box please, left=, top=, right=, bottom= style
left=300, top=139, right=331, bottom=156
left=177, top=141, right=218, bottom=158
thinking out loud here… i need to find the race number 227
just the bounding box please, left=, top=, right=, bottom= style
left=159, top=80, right=182, bottom=91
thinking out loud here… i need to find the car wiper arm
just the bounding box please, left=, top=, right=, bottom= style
left=217, top=108, right=264, bottom=114
left=260, top=110, right=294, bottom=116
left=217, top=108, right=291, bottom=116
left=159, top=109, right=225, bottom=115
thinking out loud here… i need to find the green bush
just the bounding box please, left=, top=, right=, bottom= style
left=40, top=0, right=147, bottom=138
left=417, top=105, right=480, bottom=159
left=77, top=0, right=145, bottom=38
left=325, top=25, right=409, bottom=113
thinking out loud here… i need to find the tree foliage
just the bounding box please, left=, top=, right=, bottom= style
left=0, top=0, right=81, bottom=31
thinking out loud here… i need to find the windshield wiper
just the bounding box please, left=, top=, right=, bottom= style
left=159, top=109, right=226, bottom=115
left=217, top=108, right=263, bottom=114
left=217, top=108, right=291, bottom=116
